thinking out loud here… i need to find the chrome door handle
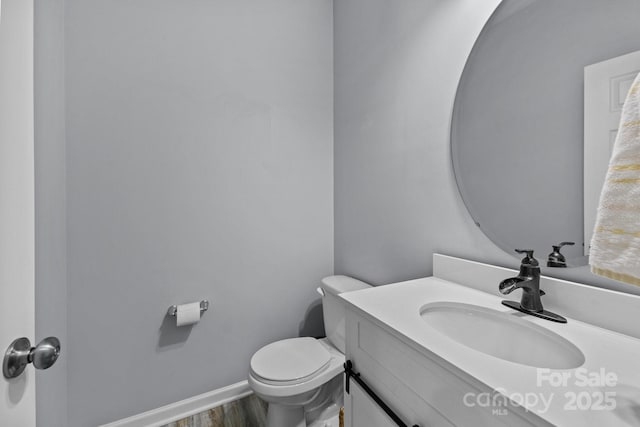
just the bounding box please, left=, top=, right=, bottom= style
left=3, top=336, right=61, bottom=379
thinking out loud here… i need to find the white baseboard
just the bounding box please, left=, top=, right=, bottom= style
left=100, top=380, right=252, bottom=427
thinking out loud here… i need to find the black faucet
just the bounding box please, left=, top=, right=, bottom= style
left=499, top=249, right=567, bottom=323
left=499, top=249, right=543, bottom=311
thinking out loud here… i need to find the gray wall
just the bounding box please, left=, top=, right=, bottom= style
left=334, top=0, right=640, bottom=297
left=34, top=0, right=68, bottom=426
left=63, top=1, right=333, bottom=425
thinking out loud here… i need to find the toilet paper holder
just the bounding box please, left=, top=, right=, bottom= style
left=167, top=300, right=209, bottom=317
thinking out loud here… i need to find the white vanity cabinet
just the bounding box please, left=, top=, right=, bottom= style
left=340, top=255, right=640, bottom=427
left=343, top=308, right=549, bottom=427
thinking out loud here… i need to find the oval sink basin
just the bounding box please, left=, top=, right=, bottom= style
left=420, top=302, right=585, bottom=369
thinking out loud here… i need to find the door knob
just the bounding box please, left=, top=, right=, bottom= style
left=3, top=337, right=61, bottom=379
left=30, top=337, right=61, bottom=370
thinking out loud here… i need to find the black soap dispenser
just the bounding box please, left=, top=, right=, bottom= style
left=547, top=242, right=574, bottom=267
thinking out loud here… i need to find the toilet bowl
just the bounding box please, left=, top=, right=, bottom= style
left=248, top=275, right=371, bottom=427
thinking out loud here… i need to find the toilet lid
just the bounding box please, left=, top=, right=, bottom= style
left=250, top=337, right=331, bottom=384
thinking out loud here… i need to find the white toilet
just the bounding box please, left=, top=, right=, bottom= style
left=248, top=275, right=371, bottom=427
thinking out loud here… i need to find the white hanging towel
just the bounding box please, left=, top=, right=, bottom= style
left=590, top=72, right=640, bottom=285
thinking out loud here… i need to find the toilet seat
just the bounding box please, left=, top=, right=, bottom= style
left=248, top=338, right=345, bottom=398
left=250, top=337, right=331, bottom=385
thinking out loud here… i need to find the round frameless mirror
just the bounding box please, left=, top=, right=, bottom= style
left=451, top=0, right=640, bottom=267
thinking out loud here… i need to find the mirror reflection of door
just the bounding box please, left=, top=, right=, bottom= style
left=584, top=50, right=640, bottom=255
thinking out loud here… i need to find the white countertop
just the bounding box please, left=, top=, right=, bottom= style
left=340, top=276, right=640, bottom=426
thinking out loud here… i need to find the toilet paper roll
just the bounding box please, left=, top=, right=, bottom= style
left=176, top=302, right=201, bottom=327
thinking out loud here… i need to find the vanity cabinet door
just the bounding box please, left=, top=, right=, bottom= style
left=344, top=380, right=455, bottom=427
left=344, top=382, right=401, bottom=427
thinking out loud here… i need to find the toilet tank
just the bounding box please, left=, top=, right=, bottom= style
left=320, top=275, right=371, bottom=353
